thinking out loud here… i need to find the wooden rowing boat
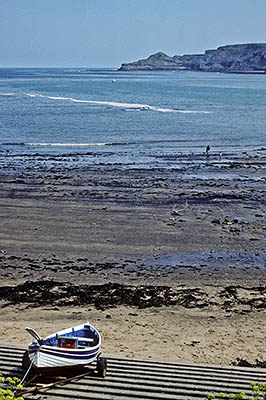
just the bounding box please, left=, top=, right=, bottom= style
left=22, top=322, right=107, bottom=377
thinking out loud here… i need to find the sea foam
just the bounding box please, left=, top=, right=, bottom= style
left=0, top=142, right=133, bottom=147
left=26, top=93, right=210, bottom=114
left=0, top=92, right=15, bottom=96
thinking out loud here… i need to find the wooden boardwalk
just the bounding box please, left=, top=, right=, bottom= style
left=1, top=344, right=266, bottom=399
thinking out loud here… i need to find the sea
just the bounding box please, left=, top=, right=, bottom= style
left=0, top=67, right=266, bottom=170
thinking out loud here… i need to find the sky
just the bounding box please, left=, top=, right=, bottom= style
left=1, top=0, right=266, bottom=68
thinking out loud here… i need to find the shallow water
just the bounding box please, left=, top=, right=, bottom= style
left=142, top=251, right=266, bottom=270
left=0, top=68, right=266, bottom=169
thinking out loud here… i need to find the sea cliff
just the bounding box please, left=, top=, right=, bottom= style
left=118, top=43, right=266, bottom=73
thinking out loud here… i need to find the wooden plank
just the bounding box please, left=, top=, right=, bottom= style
left=23, top=385, right=211, bottom=400
left=107, top=357, right=266, bottom=376
left=106, top=361, right=266, bottom=381
left=0, top=344, right=26, bottom=352
left=1, top=344, right=266, bottom=400
left=35, top=378, right=255, bottom=397
left=70, top=375, right=255, bottom=392
left=106, top=355, right=266, bottom=373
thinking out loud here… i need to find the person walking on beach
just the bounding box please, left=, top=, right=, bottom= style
left=206, top=144, right=210, bottom=156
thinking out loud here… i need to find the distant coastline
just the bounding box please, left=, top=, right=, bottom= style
left=118, top=43, right=266, bottom=74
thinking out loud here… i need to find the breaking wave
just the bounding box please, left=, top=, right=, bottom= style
left=26, top=93, right=210, bottom=114
left=0, top=142, right=134, bottom=147
left=0, top=92, right=15, bottom=96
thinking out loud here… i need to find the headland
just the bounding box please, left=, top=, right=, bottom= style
left=118, top=43, right=266, bottom=73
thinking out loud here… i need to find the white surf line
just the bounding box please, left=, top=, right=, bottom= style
left=26, top=142, right=112, bottom=146
left=0, top=92, right=15, bottom=96
left=27, top=93, right=210, bottom=114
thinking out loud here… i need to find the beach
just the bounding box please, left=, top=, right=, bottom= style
left=0, top=153, right=266, bottom=366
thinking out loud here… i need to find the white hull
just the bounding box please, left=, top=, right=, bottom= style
left=26, top=323, right=101, bottom=370
left=28, top=345, right=100, bottom=369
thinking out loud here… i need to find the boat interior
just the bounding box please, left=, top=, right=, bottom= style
left=43, top=325, right=99, bottom=349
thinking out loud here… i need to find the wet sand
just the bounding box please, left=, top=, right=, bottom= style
left=0, top=153, right=266, bottom=365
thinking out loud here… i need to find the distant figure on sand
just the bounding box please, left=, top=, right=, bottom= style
left=219, top=152, right=222, bottom=160
left=206, top=144, right=210, bottom=156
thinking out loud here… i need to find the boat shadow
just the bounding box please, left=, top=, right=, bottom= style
left=28, top=364, right=96, bottom=383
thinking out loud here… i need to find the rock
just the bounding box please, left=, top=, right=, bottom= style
left=223, top=218, right=233, bottom=225
left=118, top=43, right=266, bottom=73
left=172, top=210, right=181, bottom=216
left=229, top=226, right=241, bottom=232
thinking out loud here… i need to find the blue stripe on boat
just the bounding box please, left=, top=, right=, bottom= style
left=40, top=348, right=99, bottom=360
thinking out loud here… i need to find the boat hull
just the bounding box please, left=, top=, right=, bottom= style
left=28, top=345, right=100, bottom=370
left=26, top=323, right=101, bottom=371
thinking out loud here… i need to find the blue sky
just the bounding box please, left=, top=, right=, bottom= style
left=1, top=0, right=266, bottom=67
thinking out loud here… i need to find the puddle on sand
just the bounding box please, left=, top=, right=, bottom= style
left=139, top=251, right=266, bottom=270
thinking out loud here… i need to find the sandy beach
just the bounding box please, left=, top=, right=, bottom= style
left=0, top=153, right=266, bottom=366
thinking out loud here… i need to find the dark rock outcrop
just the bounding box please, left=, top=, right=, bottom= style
left=118, top=43, right=266, bottom=73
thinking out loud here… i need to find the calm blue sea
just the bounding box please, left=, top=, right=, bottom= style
left=0, top=68, right=265, bottom=169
